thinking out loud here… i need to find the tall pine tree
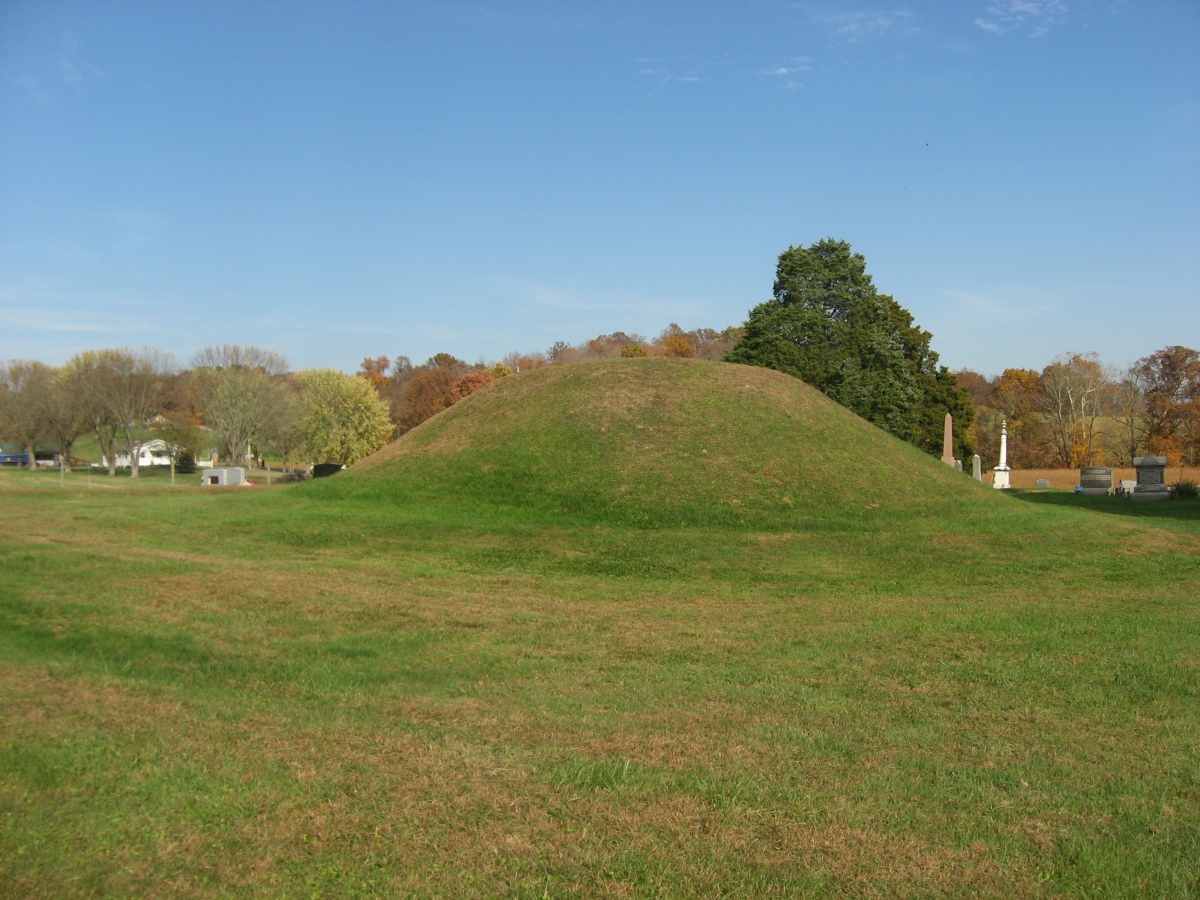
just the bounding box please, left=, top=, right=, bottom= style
left=727, top=238, right=972, bottom=456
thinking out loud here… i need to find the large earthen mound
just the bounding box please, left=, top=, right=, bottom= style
left=324, top=358, right=997, bottom=525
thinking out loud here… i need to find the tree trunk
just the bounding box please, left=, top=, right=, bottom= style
left=126, top=434, right=140, bottom=478
left=25, top=441, right=37, bottom=471
left=94, top=425, right=119, bottom=477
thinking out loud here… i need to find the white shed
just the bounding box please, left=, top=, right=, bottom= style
left=201, top=467, right=245, bottom=486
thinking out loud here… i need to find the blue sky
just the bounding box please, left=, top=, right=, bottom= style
left=2, top=1, right=1197, bottom=377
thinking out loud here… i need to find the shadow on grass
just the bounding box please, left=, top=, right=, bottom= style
left=1008, top=489, right=1200, bottom=521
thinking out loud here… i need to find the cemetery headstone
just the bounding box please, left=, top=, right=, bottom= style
left=941, top=413, right=955, bottom=466
left=1132, top=456, right=1170, bottom=501
left=1035, top=478, right=1051, bottom=489
left=993, top=420, right=1011, bottom=489
left=1079, top=466, right=1113, bottom=495
left=972, top=454, right=982, bottom=482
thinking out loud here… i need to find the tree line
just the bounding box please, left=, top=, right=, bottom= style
left=955, top=346, right=1200, bottom=469
left=0, top=327, right=739, bottom=476
left=715, top=238, right=1197, bottom=469
left=4, top=239, right=1193, bottom=474
left=355, top=324, right=745, bottom=438
left=0, top=346, right=392, bottom=475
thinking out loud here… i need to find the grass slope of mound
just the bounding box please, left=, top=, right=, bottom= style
left=321, top=358, right=999, bottom=527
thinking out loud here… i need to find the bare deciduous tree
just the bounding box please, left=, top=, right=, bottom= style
left=44, top=367, right=92, bottom=472
left=1040, top=353, right=1110, bottom=467
left=71, top=348, right=177, bottom=477
left=65, top=351, right=124, bottom=476
left=190, top=345, right=290, bottom=468
left=1104, top=367, right=1147, bottom=466
left=0, top=360, right=54, bottom=470
left=191, top=344, right=288, bottom=376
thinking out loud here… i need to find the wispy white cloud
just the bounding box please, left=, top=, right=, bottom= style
left=0, top=273, right=161, bottom=318
left=765, top=57, right=812, bottom=77
left=0, top=304, right=127, bottom=335
left=807, top=8, right=917, bottom=43
left=57, top=33, right=103, bottom=91
left=0, top=276, right=139, bottom=342
left=762, top=56, right=811, bottom=90
left=618, top=57, right=712, bottom=124
left=9, top=32, right=103, bottom=107
left=974, top=1, right=1069, bottom=38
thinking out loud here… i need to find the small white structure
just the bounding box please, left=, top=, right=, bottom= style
left=993, top=419, right=1012, bottom=490
left=201, top=467, right=245, bottom=486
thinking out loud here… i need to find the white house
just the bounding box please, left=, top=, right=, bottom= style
left=105, top=439, right=176, bottom=469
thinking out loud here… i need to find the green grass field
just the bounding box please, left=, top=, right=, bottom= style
left=2, top=360, right=1197, bottom=897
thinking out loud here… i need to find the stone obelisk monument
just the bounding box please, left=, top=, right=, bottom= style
left=993, top=419, right=1012, bottom=490
left=941, top=413, right=956, bottom=466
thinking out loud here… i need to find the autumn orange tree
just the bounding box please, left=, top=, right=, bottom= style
left=989, top=369, right=1052, bottom=468
left=1135, top=345, right=1200, bottom=465
left=656, top=325, right=695, bottom=358
left=448, top=370, right=496, bottom=403
left=397, top=367, right=456, bottom=432
left=585, top=332, right=647, bottom=360
left=358, top=356, right=390, bottom=390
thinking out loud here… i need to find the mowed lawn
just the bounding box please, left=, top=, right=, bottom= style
left=1, top=469, right=1198, bottom=897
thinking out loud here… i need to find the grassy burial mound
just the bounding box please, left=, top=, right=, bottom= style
left=330, top=358, right=995, bottom=526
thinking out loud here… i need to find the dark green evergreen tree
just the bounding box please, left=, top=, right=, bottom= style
left=881, top=295, right=975, bottom=459
left=726, top=239, right=919, bottom=440
left=726, top=238, right=973, bottom=455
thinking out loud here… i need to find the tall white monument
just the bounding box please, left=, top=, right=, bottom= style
left=993, top=419, right=1012, bottom=490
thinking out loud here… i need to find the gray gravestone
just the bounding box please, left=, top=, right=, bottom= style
left=1132, top=456, right=1170, bottom=501
left=1079, top=466, right=1113, bottom=495
left=1035, top=478, right=1051, bottom=489
left=972, top=454, right=982, bottom=481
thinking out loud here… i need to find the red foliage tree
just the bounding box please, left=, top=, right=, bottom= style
left=449, top=370, right=496, bottom=404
